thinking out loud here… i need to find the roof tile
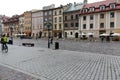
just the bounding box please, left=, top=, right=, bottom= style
left=84, top=0, right=117, bottom=8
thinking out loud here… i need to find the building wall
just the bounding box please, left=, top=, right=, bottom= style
left=19, top=15, right=24, bottom=34
left=24, top=11, right=32, bottom=36
left=32, top=10, right=43, bottom=37
left=53, top=7, right=63, bottom=38
left=43, top=9, right=53, bottom=37
left=2, top=24, right=9, bottom=35
left=79, top=10, right=120, bottom=38
left=2, top=15, right=19, bottom=37
left=0, top=16, right=2, bottom=34
left=64, top=11, right=80, bottom=38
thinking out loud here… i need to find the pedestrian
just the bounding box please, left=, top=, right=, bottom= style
left=1, top=34, right=8, bottom=50
left=36, top=34, right=38, bottom=40
left=101, top=36, right=104, bottom=42
left=50, top=36, right=53, bottom=44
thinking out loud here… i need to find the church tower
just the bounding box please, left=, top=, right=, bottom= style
left=83, top=0, right=88, bottom=4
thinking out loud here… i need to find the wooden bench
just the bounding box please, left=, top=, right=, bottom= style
left=22, top=43, right=34, bottom=47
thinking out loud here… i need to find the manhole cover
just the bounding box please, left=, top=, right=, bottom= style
left=38, top=50, right=45, bottom=52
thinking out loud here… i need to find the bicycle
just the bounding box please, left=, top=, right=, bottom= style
left=1, top=44, right=8, bottom=53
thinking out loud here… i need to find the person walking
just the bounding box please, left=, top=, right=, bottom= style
left=50, top=36, right=53, bottom=44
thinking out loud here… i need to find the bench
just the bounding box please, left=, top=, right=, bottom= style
left=22, top=43, right=34, bottom=47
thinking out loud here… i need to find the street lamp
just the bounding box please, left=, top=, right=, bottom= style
left=47, top=24, right=50, bottom=48
left=44, top=18, right=52, bottom=48
left=10, top=27, right=13, bottom=44
left=79, top=30, right=82, bottom=40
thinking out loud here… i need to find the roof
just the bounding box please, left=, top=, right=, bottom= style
left=64, top=2, right=84, bottom=12
left=83, top=0, right=118, bottom=8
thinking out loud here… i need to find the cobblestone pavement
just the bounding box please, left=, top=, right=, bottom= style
left=14, top=38, right=120, bottom=56
left=0, top=64, right=39, bottom=80
left=0, top=44, right=120, bottom=80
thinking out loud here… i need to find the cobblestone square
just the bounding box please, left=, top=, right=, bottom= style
left=0, top=38, right=120, bottom=80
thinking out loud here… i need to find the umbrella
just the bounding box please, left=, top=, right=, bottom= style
left=79, top=33, right=86, bottom=36
left=87, top=33, right=94, bottom=35
left=111, top=33, right=120, bottom=36
left=100, top=33, right=109, bottom=36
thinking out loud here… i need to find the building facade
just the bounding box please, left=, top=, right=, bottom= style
left=0, top=15, right=9, bottom=36
left=0, top=15, right=3, bottom=35
left=32, top=10, right=43, bottom=38
left=2, top=15, right=19, bottom=37
left=79, top=0, right=120, bottom=38
left=53, top=6, right=64, bottom=38
left=63, top=2, right=83, bottom=38
left=43, top=4, right=55, bottom=37
left=19, top=14, right=24, bottom=34
left=24, top=11, right=32, bottom=36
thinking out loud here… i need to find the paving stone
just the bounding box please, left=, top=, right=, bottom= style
left=0, top=38, right=120, bottom=80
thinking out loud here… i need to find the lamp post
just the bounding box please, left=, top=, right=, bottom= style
left=10, top=27, right=13, bottom=44
left=45, top=18, right=52, bottom=48
left=79, top=30, right=82, bottom=40
left=47, top=24, right=50, bottom=48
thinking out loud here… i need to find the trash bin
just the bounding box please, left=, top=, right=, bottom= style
left=55, top=42, right=59, bottom=49
left=8, top=40, right=13, bottom=44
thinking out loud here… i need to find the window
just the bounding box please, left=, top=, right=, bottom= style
left=54, top=11, right=57, bottom=15
left=71, top=15, right=73, bottom=20
left=70, top=32, right=73, bottom=35
left=83, top=16, right=86, bottom=20
left=71, top=23, right=74, bottom=27
left=110, top=12, right=114, bottom=18
left=90, top=15, right=94, bottom=20
left=89, top=7, right=94, bottom=12
left=59, top=17, right=62, bottom=22
left=55, top=17, right=57, bottom=23
left=49, top=11, right=52, bottom=15
left=100, top=23, right=104, bottom=28
left=59, top=10, right=62, bottom=14
left=76, top=14, right=79, bottom=19
left=55, top=24, right=57, bottom=29
left=75, top=23, right=78, bottom=27
left=82, top=8, right=87, bottom=13
left=90, top=24, right=93, bottom=29
left=59, top=24, right=61, bottom=29
left=83, top=24, right=86, bottom=29
left=49, top=17, right=52, bottom=21
left=110, top=4, right=115, bottom=9
left=65, top=16, right=67, bottom=20
left=100, top=14, right=104, bottom=18
left=64, top=23, right=68, bottom=27
left=45, top=12, right=47, bottom=15
left=100, top=6, right=105, bottom=10
left=110, top=22, right=114, bottom=28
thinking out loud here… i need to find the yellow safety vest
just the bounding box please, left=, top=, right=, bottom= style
left=3, top=36, right=7, bottom=42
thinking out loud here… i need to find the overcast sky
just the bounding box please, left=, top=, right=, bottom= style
left=0, top=0, right=103, bottom=17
